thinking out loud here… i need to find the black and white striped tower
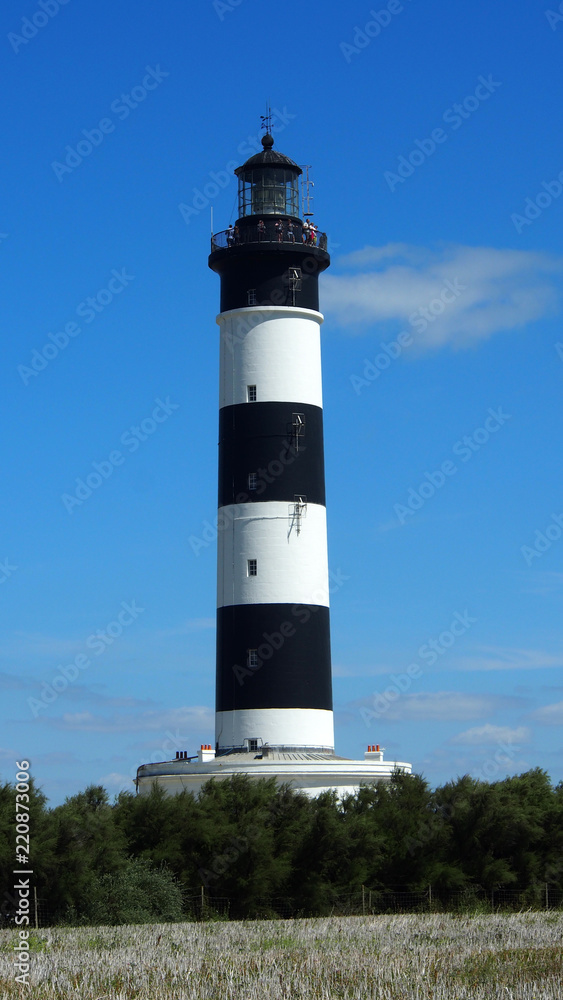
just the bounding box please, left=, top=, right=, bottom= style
left=135, top=130, right=412, bottom=796
left=209, top=132, right=333, bottom=754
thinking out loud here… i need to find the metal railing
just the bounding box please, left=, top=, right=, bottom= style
left=211, top=222, right=327, bottom=253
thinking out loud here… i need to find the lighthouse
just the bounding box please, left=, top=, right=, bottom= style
left=136, top=127, right=411, bottom=796
left=211, top=132, right=333, bottom=755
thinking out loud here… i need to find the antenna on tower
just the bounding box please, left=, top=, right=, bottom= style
left=260, top=101, right=273, bottom=137
left=301, top=165, right=315, bottom=219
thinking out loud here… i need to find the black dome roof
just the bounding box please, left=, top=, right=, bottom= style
left=235, top=134, right=302, bottom=175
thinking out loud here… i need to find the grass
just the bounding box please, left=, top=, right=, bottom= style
left=0, top=911, right=561, bottom=998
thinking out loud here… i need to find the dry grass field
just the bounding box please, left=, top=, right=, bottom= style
left=0, top=911, right=561, bottom=999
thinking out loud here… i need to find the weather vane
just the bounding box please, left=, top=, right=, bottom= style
left=260, top=103, right=273, bottom=135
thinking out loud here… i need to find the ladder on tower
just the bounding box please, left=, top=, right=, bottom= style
left=289, top=495, right=307, bottom=536
left=292, top=412, right=306, bottom=452
left=288, top=267, right=302, bottom=306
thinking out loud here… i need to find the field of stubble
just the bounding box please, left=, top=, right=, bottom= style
left=0, top=912, right=561, bottom=999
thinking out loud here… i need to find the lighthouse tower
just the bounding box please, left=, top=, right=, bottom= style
left=136, top=128, right=411, bottom=796
left=211, top=132, right=332, bottom=754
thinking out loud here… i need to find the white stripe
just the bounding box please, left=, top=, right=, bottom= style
left=217, top=501, right=329, bottom=608
left=216, top=708, right=334, bottom=750
left=218, top=306, right=324, bottom=409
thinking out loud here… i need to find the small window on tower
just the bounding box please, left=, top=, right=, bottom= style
left=248, top=472, right=257, bottom=491
left=247, top=649, right=258, bottom=668
left=247, top=385, right=257, bottom=402
left=249, top=739, right=259, bottom=752
left=247, top=289, right=257, bottom=306
left=247, top=559, right=257, bottom=576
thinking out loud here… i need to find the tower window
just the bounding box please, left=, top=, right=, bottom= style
left=247, top=289, right=257, bottom=306
left=247, top=649, right=258, bottom=668
left=247, top=385, right=257, bottom=402
left=249, top=739, right=259, bottom=752
left=248, top=472, right=257, bottom=491
left=247, top=559, right=257, bottom=576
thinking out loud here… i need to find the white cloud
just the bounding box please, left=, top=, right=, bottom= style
left=0, top=672, right=28, bottom=691
left=418, top=744, right=529, bottom=782
left=60, top=712, right=93, bottom=727
left=337, top=244, right=426, bottom=268
left=451, top=724, right=530, bottom=746
left=154, top=618, right=215, bottom=638
left=352, top=690, right=517, bottom=722
left=518, top=571, right=563, bottom=596
left=99, top=772, right=136, bottom=791
left=529, top=701, right=563, bottom=725
left=56, top=705, right=214, bottom=734
left=7, top=632, right=89, bottom=659
left=333, top=639, right=560, bottom=680
left=455, top=646, right=563, bottom=672
left=333, top=661, right=395, bottom=678
left=5, top=623, right=144, bottom=663
left=33, top=751, right=82, bottom=766
left=392, top=692, right=503, bottom=721
left=323, top=243, right=562, bottom=349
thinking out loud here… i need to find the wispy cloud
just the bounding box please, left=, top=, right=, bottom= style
left=323, top=243, right=562, bottom=348
left=336, top=645, right=562, bottom=679
left=99, top=771, right=136, bottom=791
left=32, top=751, right=83, bottom=767
left=154, top=618, right=215, bottom=638
left=52, top=705, right=214, bottom=734
left=518, top=571, right=563, bottom=596
left=4, top=618, right=215, bottom=662
left=350, top=690, right=522, bottom=722
left=57, top=687, right=154, bottom=709
left=5, top=626, right=143, bottom=662
left=0, top=672, right=29, bottom=691
left=10, top=677, right=155, bottom=719
left=333, top=661, right=396, bottom=678
left=6, top=632, right=90, bottom=660
left=451, top=724, right=530, bottom=746
left=529, top=701, right=563, bottom=725
left=455, top=646, right=563, bottom=672
left=420, top=743, right=529, bottom=783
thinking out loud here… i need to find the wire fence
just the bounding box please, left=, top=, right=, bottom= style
left=184, top=884, right=563, bottom=922
left=6, top=885, right=562, bottom=927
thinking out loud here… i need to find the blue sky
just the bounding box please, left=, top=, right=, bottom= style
left=2, top=0, right=563, bottom=805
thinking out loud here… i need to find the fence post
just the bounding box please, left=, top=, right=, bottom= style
left=33, top=887, right=38, bottom=930
left=428, top=884, right=432, bottom=910
left=200, top=885, right=205, bottom=920
left=362, top=884, right=365, bottom=916
left=545, top=882, right=549, bottom=911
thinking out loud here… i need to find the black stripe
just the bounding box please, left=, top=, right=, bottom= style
left=209, top=244, right=329, bottom=313
left=216, top=603, right=332, bottom=712
left=219, top=402, right=325, bottom=507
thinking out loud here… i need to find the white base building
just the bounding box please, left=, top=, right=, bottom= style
left=136, top=745, right=411, bottom=799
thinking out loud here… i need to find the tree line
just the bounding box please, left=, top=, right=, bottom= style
left=0, top=768, right=561, bottom=924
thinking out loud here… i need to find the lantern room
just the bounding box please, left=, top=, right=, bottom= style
left=235, top=133, right=302, bottom=219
